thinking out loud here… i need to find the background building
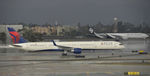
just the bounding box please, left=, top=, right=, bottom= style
left=31, top=26, right=51, bottom=35
left=56, top=25, right=78, bottom=36
left=0, top=25, right=23, bottom=33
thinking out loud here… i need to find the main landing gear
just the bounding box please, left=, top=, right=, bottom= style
left=61, top=53, right=85, bottom=58
left=62, top=51, right=68, bottom=56
left=61, top=51, right=85, bottom=58
left=75, top=55, right=85, bottom=58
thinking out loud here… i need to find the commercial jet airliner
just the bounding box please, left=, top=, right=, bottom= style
left=89, top=28, right=149, bottom=40
left=8, top=27, right=125, bottom=55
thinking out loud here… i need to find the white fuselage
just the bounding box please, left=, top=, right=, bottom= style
left=109, top=33, right=148, bottom=38
left=96, top=33, right=149, bottom=39
left=9, top=41, right=125, bottom=51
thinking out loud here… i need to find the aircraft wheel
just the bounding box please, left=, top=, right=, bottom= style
left=62, top=53, right=67, bottom=56
left=75, top=55, right=85, bottom=58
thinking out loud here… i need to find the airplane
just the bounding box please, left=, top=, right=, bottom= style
left=89, top=27, right=149, bottom=40
left=8, top=27, right=125, bottom=56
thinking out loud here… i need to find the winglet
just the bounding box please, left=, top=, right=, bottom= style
left=51, top=40, right=57, bottom=46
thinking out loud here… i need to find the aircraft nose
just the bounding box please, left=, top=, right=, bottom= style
left=146, top=35, right=149, bottom=38
left=8, top=45, right=14, bottom=48
left=143, top=34, right=149, bottom=38
left=121, top=45, right=125, bottom=49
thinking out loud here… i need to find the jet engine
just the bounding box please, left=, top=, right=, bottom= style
left=71, top=48, right=82, bottom=54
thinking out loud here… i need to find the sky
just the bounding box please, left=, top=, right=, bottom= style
left=0, top=0, right=150, bottom=25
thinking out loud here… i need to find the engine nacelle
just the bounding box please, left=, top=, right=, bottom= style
left=71, top=48, right=82, bottom=54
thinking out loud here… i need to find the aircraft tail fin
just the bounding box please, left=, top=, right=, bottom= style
left=89, top=27, right=94, bottom=34
left=7, top=27, right=27, bottom=44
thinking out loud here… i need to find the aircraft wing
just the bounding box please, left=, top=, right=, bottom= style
left=51, top=40, right=82, bottom=55
left=106, top=33, right=116, bottom=39
left=56, top=45, right=72, bottom=50
left=51, top=40, right=73, bottom=51
left=106, top=34, right=128, bottom=40
left=94, top=32, right=105, bottom=38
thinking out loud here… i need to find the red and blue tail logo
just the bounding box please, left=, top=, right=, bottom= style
left=8, top=27, right=27, bottom=44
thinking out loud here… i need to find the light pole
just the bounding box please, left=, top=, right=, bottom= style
left=113, top=17, right=118, bottom=33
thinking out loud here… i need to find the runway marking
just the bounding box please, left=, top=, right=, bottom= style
left=0, top=61, right=51, bottom=68
left=0, top=58, right=150, bottom=61
left=94, top=62, right=150, bottom=65
left=105, top=72, right=114, bottom=75
left=0, top=58, right=150, bottom=68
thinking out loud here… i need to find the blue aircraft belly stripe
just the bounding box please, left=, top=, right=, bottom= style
left=36, top=49, right=64, bottom=51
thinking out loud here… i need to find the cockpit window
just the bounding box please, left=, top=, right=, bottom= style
left=119, top=43, right=123, bottom=45
left=12, top=45, right=22, bottom=47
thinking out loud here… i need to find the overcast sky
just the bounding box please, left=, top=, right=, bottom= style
left=0, top=0, right=150, bottom=25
